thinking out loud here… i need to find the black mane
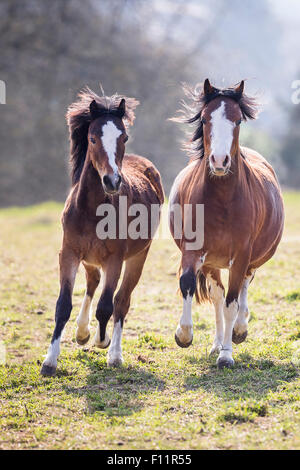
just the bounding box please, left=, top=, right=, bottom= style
left=172, top=82, right=260, bottom=160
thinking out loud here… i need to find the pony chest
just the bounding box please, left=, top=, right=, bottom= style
left=201, top=205, right=237, bottom=268
left=204, top=204, right=233, bottom=237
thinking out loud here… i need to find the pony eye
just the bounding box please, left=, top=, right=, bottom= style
left=236, top=119, right=242, bottom=126
left=90, top=137, right=96, bottom=144
left=201, top=117, right=207, bottom=125
left=124, top=135, right=128, bottom=143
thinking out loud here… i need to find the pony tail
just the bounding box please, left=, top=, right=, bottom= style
left=195, top=271, right=211, bottom=304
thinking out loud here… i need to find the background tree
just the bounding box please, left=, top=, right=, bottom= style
left=280, top=93, right=300, bottom=187
left=0, top=0, right=298, bottom=206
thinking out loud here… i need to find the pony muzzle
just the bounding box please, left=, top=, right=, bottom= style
left=210, top=154, right=231, bottom=175
left=102, top=173, right=122, bottom=194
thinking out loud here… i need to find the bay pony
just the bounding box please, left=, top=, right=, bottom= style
left=169, top=79, right=284, bottom=368
left=41, top=88, right=164, bottom=376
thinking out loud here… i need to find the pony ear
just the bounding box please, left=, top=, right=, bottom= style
left=235, top=80, right=244, bottom=96
left=90, top=100, right=99, bottom=120
left=117, top=98, right=126, bottom=118
left=204, top=78, right=214, bottom=96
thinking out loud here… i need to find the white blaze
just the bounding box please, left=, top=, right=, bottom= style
left=210, top=101, right=234, bottom=166
left=101, top=121, right=122, bottom=175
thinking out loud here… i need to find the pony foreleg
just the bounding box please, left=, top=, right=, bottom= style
left=76, top=264, right=100, bottom=345
left=217, top=255, right=250, bottom=369
left=175, top=292, right=194, bottom=348
left=108, top=248, right=149, bottom=367
left=93, top=256, right=123, bottom=350
left=232, top=270, right=255, bottom=344
left=175, top=255, right=199, bottom=347
left=41, top=248, right=79, bottom=376
left=207, top=271, right=225, bottom=355
left=217, top=299, right=238, bottom=369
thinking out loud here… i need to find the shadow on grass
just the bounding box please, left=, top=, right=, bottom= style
left=63, top=350, right=165, bottom=417
left=184, top=353, right=299, bottom=399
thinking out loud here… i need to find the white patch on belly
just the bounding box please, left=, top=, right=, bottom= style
left=210, top=101, right=234, bottom=161
left=101, top=121, right=122, bottom=174
left=168, top=160, right=197, bottom=212
left=168, top=160, right=197, bottom=224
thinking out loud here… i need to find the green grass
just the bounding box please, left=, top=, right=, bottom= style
left=0, top=194, right=299, bottom=449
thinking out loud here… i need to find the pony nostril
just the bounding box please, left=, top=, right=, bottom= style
left=103, top=175, right=110, bottom=186
left=211, top=155, right=216, bottom=163
left=103, top=175, right=114, bottom=190
left=223, top=155, right=229, bottom=167
left=103, top=174, right=121, bottom=192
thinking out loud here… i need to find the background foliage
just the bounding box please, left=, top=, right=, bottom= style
left=0, top=0, right=300, bottom=206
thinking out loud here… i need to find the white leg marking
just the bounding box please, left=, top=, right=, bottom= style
left=234, top=272, right=255, bottom=335
left=207, top=275, right=224, bottom=355
left=176, top=294, right=193, bottom=345
left=76, top=294, right=92, bottom=342
left=43, top=337, right=61, bottom=368
left=93, top=323, right=110, bottom=349
left=108, top=320, right=123, bottom=367
left=217, top=299, right=238, bottom=367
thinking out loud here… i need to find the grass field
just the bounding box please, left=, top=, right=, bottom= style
left=0, top=193, right=300, bottom=450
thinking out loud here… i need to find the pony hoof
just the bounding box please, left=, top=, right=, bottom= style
left=76, top=332, right=90, bottom=346
left=232, top=330, right=248, bottom=344
left=107, top=356, right=123, bottom=367
left=217, top=357, right=234, bottom=370
left=93, top=335, right=111, bottom=349
left=40, top=364, right=57, bottom=377
left=174, top=333, right=193, bottom=348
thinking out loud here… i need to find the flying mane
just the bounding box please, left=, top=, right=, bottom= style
left=172, top=82, right=260, bottom=161
left=66, top=87, right=139, bottom=185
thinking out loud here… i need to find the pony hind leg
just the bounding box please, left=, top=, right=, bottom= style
left=76, top=263, right=100, bottom=345
left=41, top=247, right=80, bottom=376
left=108, top=247, right=150, bottom=367
left=205, top=268, right=225, bottom=356
left=232, top=269, right=255, bottom=344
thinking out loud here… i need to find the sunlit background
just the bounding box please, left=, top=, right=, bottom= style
left=0, top=0, right=300, bottom=206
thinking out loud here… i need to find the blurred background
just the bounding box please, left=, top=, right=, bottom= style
left=0, top=0, right=299, bottom=206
